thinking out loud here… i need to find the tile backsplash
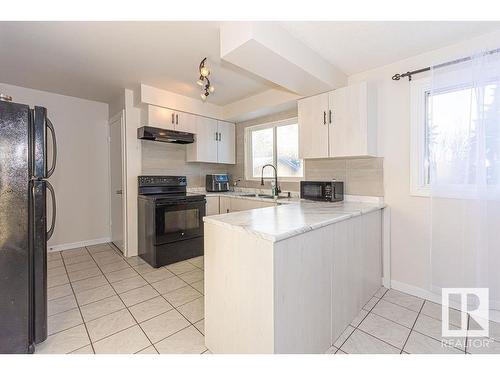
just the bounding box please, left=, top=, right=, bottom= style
left=304, top=157, right=384, bottom=196
left=141, top=140, right=228, bottom=187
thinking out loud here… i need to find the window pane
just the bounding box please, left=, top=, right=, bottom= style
left=426, top=84, right=499, bottom=186
left=252, top=127, right=274, bottom=178
left=276, top=123, right=303, bottom=177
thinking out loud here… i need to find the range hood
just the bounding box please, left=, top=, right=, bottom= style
left=137, top=126, right=194, bottom=144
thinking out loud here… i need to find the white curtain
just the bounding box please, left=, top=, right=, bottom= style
left=429, top=50, right=500, bottom=319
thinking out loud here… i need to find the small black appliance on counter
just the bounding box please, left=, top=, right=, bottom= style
left=206, top=174, right=230, bottom=192
left=300, top=180, right=344, bottom=202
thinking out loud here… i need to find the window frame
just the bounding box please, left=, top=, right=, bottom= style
left=244, top=117, right=303, bottom=181
left=410, top=77, right=432, bottom=197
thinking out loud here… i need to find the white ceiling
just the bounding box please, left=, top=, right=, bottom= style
left=0, top=21, right=277, bottom=105
left=1, top=21, right=500, bottom=105
left=280, top=21, right=500, bottom=75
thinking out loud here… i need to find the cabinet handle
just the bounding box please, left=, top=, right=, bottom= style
left=323, top=111, right=326, bottom=125
left=219, top=132, right=222, bottom=141
left=176, top=114, right=178, bottom=125
left=329, top=109, right=332, bottom=124
left=215, top=132, right=218, bottom=141
left=171, top=113, right=174, bottom=124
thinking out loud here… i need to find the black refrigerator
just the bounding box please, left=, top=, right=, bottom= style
left=0, top=94, right=57, bottom=353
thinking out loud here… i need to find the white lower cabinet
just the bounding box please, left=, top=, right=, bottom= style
left=218, top=197, right=276, bottom=214
left=205, top=196, right=220, bottom=216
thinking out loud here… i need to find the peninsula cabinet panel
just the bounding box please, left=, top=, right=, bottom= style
left=331, top=210, right=382, bottom=344
left=203, top=200, right=383, bottom=353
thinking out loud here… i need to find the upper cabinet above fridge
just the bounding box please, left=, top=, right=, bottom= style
left=298, top=81, right=377, bottom=159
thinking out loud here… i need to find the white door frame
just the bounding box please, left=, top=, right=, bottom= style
left=108, top=110, right=128, bottom=255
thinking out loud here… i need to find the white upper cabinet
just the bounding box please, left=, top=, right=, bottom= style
left=174, top=111, right=197, bottom=134
left=186, top=118, right=235, bottom=164
left=298, top=81, right=377, bottom=159
left=217, top=120, right=236, bottom=164
left=298, top=93, right=330, bottom=159
left=142, top=105, right=196, bottom=133
left=143, top=105, right=175, bottom=130
left=187, top=116, right=219, bottom=163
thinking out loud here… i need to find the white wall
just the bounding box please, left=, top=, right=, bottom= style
left=348, top=30, right=500, bottom=299
left=0, top=82, right=110, bottom=250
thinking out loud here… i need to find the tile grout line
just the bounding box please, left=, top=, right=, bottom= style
left=123, top=255, right=205, bottom=351
left=336, top=291, right=383, bottom=352
left=85, top=245, right=154, bottom=353
left=59, top=248, right=96, bottom=354
left=399, top=298, right=425, bottom=354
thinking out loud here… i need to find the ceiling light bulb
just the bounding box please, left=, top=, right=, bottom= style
left=209, top=85, right=215, bottom=93
left=200, top=66, right=210, bottom=77
left=201, top=93, right=207, bottom=100
left=196, top=78, right=204, bottom=86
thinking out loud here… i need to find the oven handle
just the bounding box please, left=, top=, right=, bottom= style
left=155, top=200, right=205, bottom=207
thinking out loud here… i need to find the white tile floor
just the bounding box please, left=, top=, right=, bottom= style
left=328, top=287, right=500, bottom=354
left=40, top=242, right=500, bottom=354
left=38, top=243, right=206, bottom=354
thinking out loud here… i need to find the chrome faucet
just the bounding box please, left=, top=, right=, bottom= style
left=261, top=164, right=281, bottom=197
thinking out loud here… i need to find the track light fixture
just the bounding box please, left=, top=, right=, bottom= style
left=197, top=57, right=214, bottom=101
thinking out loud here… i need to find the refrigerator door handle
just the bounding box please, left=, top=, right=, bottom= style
left=46, top=180, right=56, bottom=240
left=46, top=118, right=57, bottom=178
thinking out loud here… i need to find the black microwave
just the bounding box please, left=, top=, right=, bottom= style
left=300, top=181, right=344, bottom=202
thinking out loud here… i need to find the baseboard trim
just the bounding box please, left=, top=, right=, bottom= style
left=390, top=279, right=442, bottom=305
left=48, top=237, right=111, bottom=252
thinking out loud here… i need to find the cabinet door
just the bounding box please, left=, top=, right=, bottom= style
left=217, top=121, right=236, bottom=164
left=175, top=111, right=197, bottom=134
left=205, top=196, right=220, bottom=216
left=219, top=197, right=232, bottom=214
left=329, top=82, right=369, bottom=157
left=187, top=116, right=218, bottom=163
left=298, top=93, right=329, bottom=159
left=145, top=105, right=176, bottom=130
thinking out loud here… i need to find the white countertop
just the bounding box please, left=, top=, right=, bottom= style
left=202, top=192, right=385, bottom=242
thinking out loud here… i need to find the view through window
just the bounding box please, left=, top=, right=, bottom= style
left=247, top=119, right=303, bottom=179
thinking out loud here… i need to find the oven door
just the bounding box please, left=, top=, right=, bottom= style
left=155, top=199, right=205, bottom=245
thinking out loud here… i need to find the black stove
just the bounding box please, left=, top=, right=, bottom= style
left=138, top=176, right=206, bottom=267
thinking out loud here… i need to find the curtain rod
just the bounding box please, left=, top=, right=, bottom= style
left=391, top=47, right=500, bottom=82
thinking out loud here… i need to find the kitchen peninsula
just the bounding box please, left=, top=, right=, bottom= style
left=203, top=199, right=385, bottom=354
